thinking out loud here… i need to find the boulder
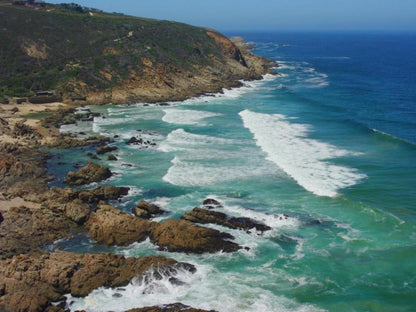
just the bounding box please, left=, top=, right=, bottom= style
left=0, top=251, right=196, bottom=312
left=63, top=162, right=112, bottom=186
left=202, top=198, right=223, bottom=209
left=96, top=145, right=118, bottom=155
left=182, top=207, right=271, bottom=232
left=77, top=185, right=130, bottom=203
left=64, top=198, right=90, bottom=224
left=107, top=153, right=118, bottom=161
left=132, top=200, right=166, bottom=219
left=86, top=204, right=156, bottom=246
left=150, top=219, right=240, bottom=253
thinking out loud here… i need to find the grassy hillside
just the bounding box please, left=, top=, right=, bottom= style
left=0, top=2, right=274, bottom=103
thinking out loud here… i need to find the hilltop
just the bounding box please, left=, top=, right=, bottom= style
left=0, top=1, right=275, bottom=104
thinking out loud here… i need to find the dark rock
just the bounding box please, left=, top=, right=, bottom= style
left=96, top=145, right=118, bottom=155
left=87, top=152, right=99, bottom=160
left=132, top=200, right=166, bottom=219
left=149, top=219, right=241, bottom=254
left=202, top=198, right=223, bottom=209
left=127, top=303, right=215, bottom=312
left=182, top=207, right=271, bottom=232
left=126, top=136, right=140, bottom=145
left=63, top=162, right=112, bottom=186
left=107, top=154, right=118, bottom=161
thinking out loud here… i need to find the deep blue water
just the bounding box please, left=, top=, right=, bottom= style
left=51, top=32, right=416, bottom=312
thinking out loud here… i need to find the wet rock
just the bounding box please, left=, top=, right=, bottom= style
left=127, top=303, right=216, bottom=312
left=126, top=136, right=141, bottom=145
left=63, top=162, right=112, bottom=186
left=150, top=219, right=241, bottom=253
left=182, top=207, right=271, bottom=232
left=96, top=145, right=118, bottom=155
left=87, top=152, right=99, bottom=160
left=87, top=204, right=156, bottom=246
left=0, top=251, right=196, bottom=311
left=202, top=198, right=223, bottom=209
left=132, top=200, right=166, bottom=219
left=107, top=154, right=118, bottom=161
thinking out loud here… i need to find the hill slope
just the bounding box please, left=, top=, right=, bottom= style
left=0, top=3, right=275, bottom=104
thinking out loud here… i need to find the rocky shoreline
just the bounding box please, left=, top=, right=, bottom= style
left=0, top=38, right=276, bottom=311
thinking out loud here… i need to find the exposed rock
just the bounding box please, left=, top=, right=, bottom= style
left=0, top=205, right=75, bottom=259
left=12, top=121, right=41, bottom=140
left=63, top=198, right=90, bottom=225
left=0, top=117, right=10, bottom=135
left=76, top=185, right=129, bottom=204
left=48, top=134, right=110, bottom=148
left=63, top=162, right=112, bottom=186
left=149, top=219, right=240, bottom=254
left=182, top=208, right=271, bottom=232
left=108, top=153, right=118, bottom=161
left=97, top=145, right=118, bottom=155
left=87, top=204, right=156, bottom=246
left=0, top=251, right=196, bottom=312
left=0, top=143, right=49, bottom=196
left=132, top=200, right=166, bottom=219
left=202, top=198, right=223, bottom=209
left=127, top=303, right=215, bottom=312
left=126, top=136, right=156, bottom=147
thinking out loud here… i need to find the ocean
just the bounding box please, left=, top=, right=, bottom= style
left=51, top=32, right=416, bottom=311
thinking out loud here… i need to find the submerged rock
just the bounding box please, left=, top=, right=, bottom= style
left=132, top=200, right=166, bottom=219
left=182, top=207, right=271, bottom=232
left=63, top=162, right=112, bottom=186
left=0, top=251, right=196, bottom=312
left=150, top=219, right=240, bottom=253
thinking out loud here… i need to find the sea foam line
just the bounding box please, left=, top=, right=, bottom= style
left=239, top=110, right=366, bottom=197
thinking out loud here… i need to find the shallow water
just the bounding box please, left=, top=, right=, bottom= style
left=50, top=32, right=416, bottom=311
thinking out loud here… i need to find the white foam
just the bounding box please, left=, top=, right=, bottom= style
left=159, top=128, right=280, bottom=186
left=65, top=262, right=325, bottom=312
left=239, top=110, right=366, bottom=197
left=162, top=109, right=220, bottom=125
left=158, top=129, right=236, bottom=153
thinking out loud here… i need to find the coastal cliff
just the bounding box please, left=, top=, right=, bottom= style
left=0, top=2, right=275, bottom=104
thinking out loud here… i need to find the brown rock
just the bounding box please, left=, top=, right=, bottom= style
left=77, top=185, right=130, bottom=203
left=182, top=207, right=271, bottom=232
left=64, top=198, right=90, bottom=224
left=0, top=205, right=75, bottom=259
left=96, top=145, right=118, bottom=155
left=132, top=200, right=166, bottom=219
left=63, top=162, right=112, bottom=186
left=87, top=204, right=155, bottom=246
left=0, top=251, right=196, bottom=312
left=150, top=219, right=240, bottom=254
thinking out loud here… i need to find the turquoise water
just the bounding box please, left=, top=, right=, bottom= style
left=53, top=32, right=416, bottom=311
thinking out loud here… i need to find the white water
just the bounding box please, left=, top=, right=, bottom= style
left=162, top=109, right=220, bottom=125
left=239, top=109, right=366, bottom=197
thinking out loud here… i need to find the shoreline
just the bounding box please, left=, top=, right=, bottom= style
left=0, top=66, right=277, bottom=311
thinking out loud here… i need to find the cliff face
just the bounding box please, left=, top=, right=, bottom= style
left=0, top=3, right=275, bottom=104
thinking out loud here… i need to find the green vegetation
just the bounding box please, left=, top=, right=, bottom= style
left=0, top=3, right=225, bottom=98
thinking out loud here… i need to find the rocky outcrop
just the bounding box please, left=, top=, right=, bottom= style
left=202, top=198, right=223, bottom=209
left=132, top=200, right=166, bottom=219
left=150, top=219, right=240, bottom=253
left=0, top=143, right=49, bottom=196
left=97, top=144, right=118, bottom=155
left=182, top=207, right=271, bottom=232
left=0, top=251, right=196, bottom=312
left=127, top=303, right=215, bottom=312
left=87, top=204, right=156, bottom=246
left=63, top=161, right=112, bottom=186
left=48, top=134, right=110, bottom=149
left=0, top=205, right=75, bottom=259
